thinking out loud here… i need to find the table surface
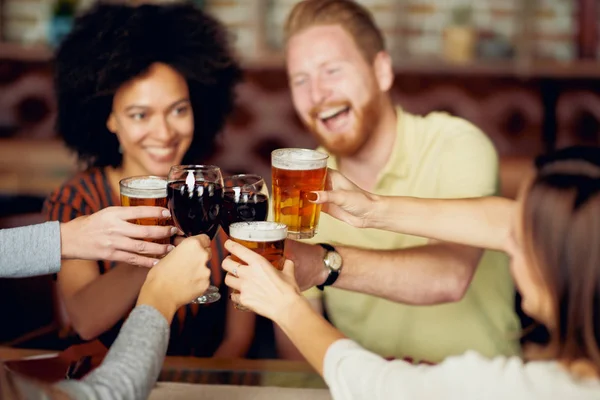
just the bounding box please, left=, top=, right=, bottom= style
left=149, top=382, right=331, bottom=400
left=0, top=346, right=327, bottom=389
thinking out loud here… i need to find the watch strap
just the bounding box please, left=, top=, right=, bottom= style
left=317, top=243, right=340, bottom=291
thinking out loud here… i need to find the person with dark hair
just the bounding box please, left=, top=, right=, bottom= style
left=2, top=233, right=213, bottom=400
left=43, top=2, right=254, bottom=358
left=223, top=146, right=600, bottom=399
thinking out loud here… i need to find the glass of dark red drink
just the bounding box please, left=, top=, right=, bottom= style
left=167, top=164, right=224, bottom=304
left=220, top=174, right=270, bottom=236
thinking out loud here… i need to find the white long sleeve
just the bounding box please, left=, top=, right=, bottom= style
left=324, top=339, right=600, bottom=400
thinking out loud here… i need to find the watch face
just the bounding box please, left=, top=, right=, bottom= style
left=326, top=251, right=343, bottom=271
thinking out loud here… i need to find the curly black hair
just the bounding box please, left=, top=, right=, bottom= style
left=54, top=1, right=242, bottom=168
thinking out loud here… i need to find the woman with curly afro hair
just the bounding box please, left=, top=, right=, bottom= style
left=43, top=1, right=256, bottom=358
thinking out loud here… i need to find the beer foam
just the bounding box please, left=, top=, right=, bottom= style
left=272, top=148, right=328, bottom=171
left=229, top=221, right=287, bottom=242
left=121, top=177, right=167, bottom=198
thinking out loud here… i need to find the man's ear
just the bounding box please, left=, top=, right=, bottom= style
left=373, top=51, right=394, bottom=92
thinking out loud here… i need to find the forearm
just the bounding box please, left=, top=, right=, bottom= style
left=275, top=297, right=323, bottom=361
left=59, top=220, right=78, bottom=260
left=64, top=265, right=148, bottom=340
left=213, top=337, right=251, bottom=359
left=57, top=305, right=170, bottom=400
left=333, top=243, right=482, bottom=304
left=213, top=296, right=256, bottom=358
left=274, top=296, right=345, bottom=375
left=0, top=222, right=61, bottom=278
left=369, top=196, right=514, bottom=252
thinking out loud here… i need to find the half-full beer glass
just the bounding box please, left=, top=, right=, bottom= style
left=119, top=176, right=171, bottom=248
left=229, top=221, right=287, bottom=310
left=271, top=148, right=328, bottom=239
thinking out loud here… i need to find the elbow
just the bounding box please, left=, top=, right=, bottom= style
left=77, top=329, right=99, bottom=342
left=73, top=324, right=100, bottom=341
left=69, top=315, right=101, bottom=341
left=440, top=277, right=469, bottom=303
left=437, top=266, right=474, bottom=303
left=439, top=249, right=481, bottom=303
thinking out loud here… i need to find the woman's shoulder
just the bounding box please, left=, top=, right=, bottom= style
left=47, top=167, right=104, bottom=193
left=44, top=167, right=113, bottom=218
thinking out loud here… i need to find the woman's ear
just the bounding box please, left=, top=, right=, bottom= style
left=373, top=51, right=394, bottom=92
left=106, top=113, right=117, bottom=134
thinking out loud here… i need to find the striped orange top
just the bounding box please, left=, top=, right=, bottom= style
left=44, top=167, right=229, bottom=356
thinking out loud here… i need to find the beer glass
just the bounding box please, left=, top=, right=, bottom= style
left=220, top=174, right=270, bottom=236
left=271, top=148, right=328, bottom=239
left=167, top=165, right=224, bottom=304
left=229, top=221, right=287, bottom=310
left=119, top=176, right=171, bottom=250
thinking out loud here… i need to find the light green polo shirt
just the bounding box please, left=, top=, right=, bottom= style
left=304, top=107, right=521, bottom=362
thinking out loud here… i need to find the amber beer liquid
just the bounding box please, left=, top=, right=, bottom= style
left=229, top=221, right=287, bottom=310
left=271, top=148, right=328, bottom=239
left=120, top=176, right=171, bottom=246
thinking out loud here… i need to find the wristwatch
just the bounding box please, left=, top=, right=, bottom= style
left=316, top=243, right=343, bottom=291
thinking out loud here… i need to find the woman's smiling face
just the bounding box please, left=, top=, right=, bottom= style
left=107, top=62, right=194, bottom=177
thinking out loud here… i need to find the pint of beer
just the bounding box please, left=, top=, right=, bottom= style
left=120, top=175, right=171, bottom=245
left=271, top=148, right=328, bottom=239
left=229, top=221, right=287, bottom=311
left=229, top=221, right=287, bottom=270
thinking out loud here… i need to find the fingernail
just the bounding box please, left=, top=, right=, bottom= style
left=153, top=260, right=159, bottom=266
left=167, top=245, right=175, bottom=252
left=170, top=227, right=178, bottom=235
left=307, top=192, right=319, bottom=202
left=162, top=210, right=171, bottom=218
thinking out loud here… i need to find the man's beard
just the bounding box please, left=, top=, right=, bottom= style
left=305, top=95, right=381, bottom=157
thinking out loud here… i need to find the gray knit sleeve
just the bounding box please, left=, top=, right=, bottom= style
left=0, top=221, right=61, bottom=278
left=56, top=305, right=170, bottom=400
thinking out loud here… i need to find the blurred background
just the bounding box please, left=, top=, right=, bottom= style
left=0, top=0, right=599, bottom=350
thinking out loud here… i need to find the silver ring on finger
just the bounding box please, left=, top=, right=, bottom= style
left=232, top=266, right=238, bottom=278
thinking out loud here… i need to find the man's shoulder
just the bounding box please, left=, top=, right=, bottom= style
left=402, top=111, right=486, bottom=137
left=408, top=110, right=486, bottom=139
left=404, top=110, right=495, bottom=154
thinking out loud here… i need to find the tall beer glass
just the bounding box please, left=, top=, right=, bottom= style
left=271, top=148, right=328, bottom=239
left=119, top=176, right=171, bottom=248
left=229, top=221, right=287, bottom=310
left=168, top=165, right=223, bottom=304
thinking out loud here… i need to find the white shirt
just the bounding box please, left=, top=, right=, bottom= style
left=324, top=339, right=600, bottom=400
